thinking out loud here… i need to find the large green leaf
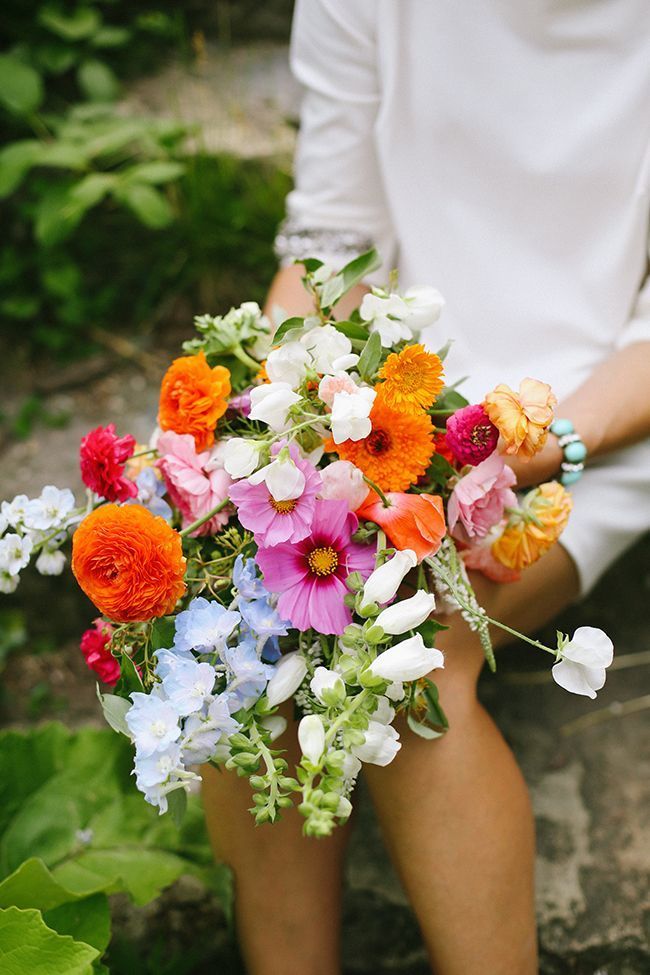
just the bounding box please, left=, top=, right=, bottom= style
left=44, top=894, right=111, bottom=954
left=0, top=724, right=70, bottom=838
left=0, top=858, right=89, bottom=912
left=77, top=60, right=120, bottom=103
left=96, top=690, right=131, bottom=738
left=53, top=848, right=191, bottom=906
left=114, top=182, right=174, bottom=228
left=0, top=140, right=43, bottom=198
left=320, top=248, right=380, bottom=310
left=0, top=907, right=98, bottom=975
left=0, top=56, right=44, bottom=115
left=38, top=6, right=101, bottom=41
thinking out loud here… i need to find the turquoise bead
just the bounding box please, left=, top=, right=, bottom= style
left=561, top=470, right=582, bottom=486
left=551, top=418, right=574, bottom=436
left=564, top=440, right=587, bottom=462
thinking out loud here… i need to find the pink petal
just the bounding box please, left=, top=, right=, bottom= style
left=256, top=545, right=307, bottom=592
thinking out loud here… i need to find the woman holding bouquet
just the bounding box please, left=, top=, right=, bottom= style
left=203, top=3, right=650, bottom=972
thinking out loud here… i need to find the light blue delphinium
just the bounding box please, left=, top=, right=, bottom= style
left=132, top=468, right=173, bottom=521
left=180, top=694, right=241, bottom=765
left=222, top=637, right=274, bottom=708
left=173, top=597, right=241, bottom=655
left=161, top=657, right=217, bottom=717
left=232, top=554, right=268, bottom=601
left=154, top=646, right=196, bottom=680
left=239, top=597, right=290, bottom=642
left=126, top=691, right=181, bottom=758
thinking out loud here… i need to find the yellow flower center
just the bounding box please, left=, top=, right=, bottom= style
left=269, top=497, right=298, bottom=514
left=307, top=546, right=339, bottom=577
left=470, top=423, right=493, bottom=446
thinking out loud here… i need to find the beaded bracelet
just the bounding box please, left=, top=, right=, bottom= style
left=550, top=418, right=587, bottom=486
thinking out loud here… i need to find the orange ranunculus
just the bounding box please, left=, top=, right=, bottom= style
left=491, top=480, right=572, bottom=572
left=483, top=377, right=557, bottom=461
left=72, top=504, right=186, bottom=623
left=159, top=350, right=231, bottom=452
left=356, top=490, right=446, bottom=562
left=376, top=344, right=445, bottom=415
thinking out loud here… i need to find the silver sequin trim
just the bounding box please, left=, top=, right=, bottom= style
left=274, top=219, right=374, bottom=265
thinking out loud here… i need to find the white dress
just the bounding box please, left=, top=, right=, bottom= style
left=275, top=0, right=650, bottom=594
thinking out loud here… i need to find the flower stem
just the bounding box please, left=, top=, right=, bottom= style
left=232, top=344, right=263, bottom=373
left=179, top=499, right=230, bottom=537
left=362, top=475, right=391, bottom=508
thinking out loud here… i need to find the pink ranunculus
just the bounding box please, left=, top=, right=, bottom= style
left=156, top=430, right=232, bottom=536
left=318, top=460, right=368, bottom=511
left=229, top=442, right=321, bottom=547
left=445, top=404, right=499, bottom=467
left=318, top=373, right=358, bottom=408
left=255, top=499, right=375, bottom=635
left=79, top=424, right=138, bottom=502
left=80, top=618, right=120, bottom=685
left=448, top=453, right=517, bottom=543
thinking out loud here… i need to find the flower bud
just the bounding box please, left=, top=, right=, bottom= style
left=223, top=438, right=262, bottom=478
left=361, top=549, right=418, bottom=609
left=374, top=590, right=436, bottom=635
left=260, top=714, right=288, bottom=741
left=298, top=714, right=325, bottom=765
left=310, top=666, right=346, bottom=706
left=266, top=651, right=308, bottom=707
left=369, top=634, right=444, bottom=682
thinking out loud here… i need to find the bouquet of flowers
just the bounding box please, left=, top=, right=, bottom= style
left=0, top=250, right=613, bottom=836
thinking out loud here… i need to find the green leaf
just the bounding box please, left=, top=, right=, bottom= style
left=0, top=858, right=88, bottom=912
left=38, top=142, right=89, bottom=170
left=114, top=182, right=174, bottom=228
left=0, top=56, right=44, bottom=115
left=0, top=141, right=43, bottom=198
left=150, top=617, right=176, bottom=652
left=96, top=689, right=131, bottom=738
left=122, top=161, right=185, bottom=185
left=0, top=724, right=71, bottom=839
left=435, top=339, right=453, bottom=362
left=357, top=330, right=382, bottom=382
left=407, top=713, right=445, bottom=740
left=34, top=184, right=89, bottom=247
left=320, top=247, right=380, bottom=310
left=53, top=848, right=190, bottom=906
left=424, top=680, right=449, bottom=731
left=77, top=60, right=120, bottom=103
left=39, top=6, right=101, bottom=41
left=415, top=618, right=448, bottom=645
left=90, top=26, right=132, bottom=49
left=272, top=316, right=305, bottom=344
left=331, top=320, right=368, bottom=342
left=44, top=893, right=111, bottom=954
left=0, top=906, right=99, bottom=975
left=69, top=173, right=115, bottom=209
left=167, top=788, right=187, bottom=829
left=118, top=653, right=143, bottom=694
left=431, top=387, right=470, bottom=414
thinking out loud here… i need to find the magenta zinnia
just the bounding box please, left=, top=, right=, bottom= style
left=445, top=403, right=499, bottom=466
left=255, top=499, right=375, bottom=635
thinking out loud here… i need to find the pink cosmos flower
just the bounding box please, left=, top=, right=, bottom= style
left=448, top=453, right=517, bottom=543
left=80, top=618, right=119, bottom=685
left=156, top=430, right=232, bottom=536
left=79, top=424, right=137, bottom=502
left=229, top=443, right=321, bottom=546
left=445, top=404, right=499, bottom=466
left=255, top=499, right=375, bottom=635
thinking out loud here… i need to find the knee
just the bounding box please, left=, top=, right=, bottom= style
left=427, top=617, right=486, bottom=718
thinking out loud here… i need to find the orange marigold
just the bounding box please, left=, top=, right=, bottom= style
left=72, top=504, right=186, bottom=623
left=159, top=350, right=231, bottom=452
left=491, top=481, right=573, bottom=572
left=326, top=397, right=435, bottom=492
left=376, top=344, right=445, bottom=414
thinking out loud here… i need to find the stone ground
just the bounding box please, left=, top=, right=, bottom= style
left=2, top=37, right=649, bottom=975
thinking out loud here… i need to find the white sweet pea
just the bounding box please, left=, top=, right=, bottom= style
left=249, top=382, right=302, bottom=432
left=298, top=714, right=326, bottom=765
left=370, top=634, right=444, bottom=682
left=551, top=627, right=614, bottom=700
left=331, top=352, right=360, bottom=372
left=310, top=666, right=346, bottom=705
left=403, top=286, right=445, bottom=331
left=223, top=438, right=263, bottom=478
left=361, top=549, right=418, bottom=609
left=35, top=549, right=66, bottom=576
left=266, top=651, right=308, bottom=706
left=352, top=720, right=401, bottom=767
left=319, top=460, right=368, bottom=511
left=0, top=533, right=33, bottom=576
left=248, top=452, right=305, bottom=501
left=301, top=324, right=352, bottom=375
left=266, top=341, right=311, bottom=388
left=330, top=387, right=376, bottom=444
left=360, top=292, right=412, bottom=348
left=374, top=590, right=436, bottom=635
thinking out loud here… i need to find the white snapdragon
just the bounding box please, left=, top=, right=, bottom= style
left=265, top=341, right=311, bottom=388
left=551, top=627, right=614, bottom=699
left=35, top=549, right=66, bottom=576
left=0, top=533, right=33, bottom=576
left=248, top=452, right=306, bottom=501
left=319, top=460, right=368, bottom=511
left=223, top=438, right=263, bottom=478
left=126, top=693, right=181, bottom=757
left=402, top=286, right=445, bottom=331
left=352, top=720, right=401, bottom=767
left=361, top=549, right=418, bottom=609
left=266, top=651, right=308, bottom=706
left=374, top=590, right=436, bottom=635
left=248, top=382, right=302, bottom=432
left=298, top=714, right=326, bottom=765
left=23, top=485, right=75, bottom=532
left=330, top=387, right=376, bottom=444
left=162, top=659, right=217, bottom=717
left=373, top=696, right=396, bottom=725
left=360, top=292, right=412, bottom=348
left=310, top=666, right=346, bottom=706
left=370, top=634, right=444, bottom=682
left=301, top=324, right=354, bottom=375
left=260, top=714, right=288, bottom=742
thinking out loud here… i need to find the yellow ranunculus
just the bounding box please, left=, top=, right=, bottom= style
left=491, top=480, right=572, bottom=571
left=484, top=377, right=557, bottom=460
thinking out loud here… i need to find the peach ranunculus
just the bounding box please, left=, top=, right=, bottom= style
left=483, top=378, right=557, bottom=461
left=159, top=350, right=231, bottom=452
left=491, top=480, right=572, bottom=572
left=72, top=503, right=186, bottom=622
left=356, top=490, right=446, bottom=562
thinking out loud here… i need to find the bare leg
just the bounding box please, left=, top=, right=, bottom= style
left=202, top=703, right=351, bottom=975
left=364, top=543, right=580, bottom=975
